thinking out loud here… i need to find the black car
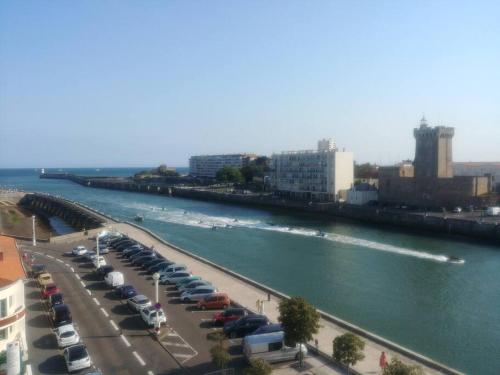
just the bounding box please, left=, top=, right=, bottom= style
left=49, top=293, right=64, bottom=307
left=132, top=255, right=156, bottom=267
left=223, top=315, right=269, bottom=338
left=51, top=304, right=72, bottom=327
left=143, top=258, right=165, bottom=269
left=110, top=238, right=131, bottom=247
left=251, top=323, right=283, bottom=335
left=124, top=248, right=146, bottom=259
left=116, top=284, right=137, bottom=299
left=148, top=261, right=174, bottom=274
left=96, top=265, right=114, bottom=279
left=31, top=264, right=47, bottom=278
left=115, top=240, right=138, bottom=251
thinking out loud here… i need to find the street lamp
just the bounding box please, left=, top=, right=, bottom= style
left=32, top=215, right=36, bottom=247
left=152, top=272, right=160, bottom=335
left=96, top=234, right=100, bottom=267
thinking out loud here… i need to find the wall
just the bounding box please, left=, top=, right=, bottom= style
left=0, top=279, right=26, bottom=354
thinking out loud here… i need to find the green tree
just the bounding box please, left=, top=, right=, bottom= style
left=332, top=333, right=365, bottom=374
left=210, top=342, right=230, bottom=369
left=382, top=358, right=424, bottom=375
left=216, top=166, right=244, bottom=183
left=354, top=162, right=379, bottom=179
left=278, top=296, right=321, bottom=366
left=245, top=358, right=272, bottom=375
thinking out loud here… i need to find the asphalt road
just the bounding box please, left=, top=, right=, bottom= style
left=21, top=238, right=246, bottom=375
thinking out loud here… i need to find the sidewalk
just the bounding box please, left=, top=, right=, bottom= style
left=109, top=222, right=459, bottom=375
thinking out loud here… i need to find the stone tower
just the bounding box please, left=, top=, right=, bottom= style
left=413, top=117, right=454, bottom=178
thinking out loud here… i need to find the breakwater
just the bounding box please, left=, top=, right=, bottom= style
left=40, top=173, right=500, bottom=243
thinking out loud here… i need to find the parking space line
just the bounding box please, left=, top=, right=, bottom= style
left=93, top=298, right=100, bottom=306
left=147, top=371, right=154, bottom=375
left=172, top=353, right=192, bottom=359
left=80, top=281, right=86, bottom=287
left=70, top=267, right=75, bottom=272
left=64, top=263, right=70, bottom=267
left=47, top=255, right=54, bottom=259
left=100, top=308, right=109, bottom=317
left=86, top=289, right=92, bottom=296
left=110, top=319, right=119, bottom=331
left=132, top=351, right=146, bottom=366
left=56, top=258, right=63, bottom=263
left=120, top=334, right=131, bottom=347
left=161, top=341, right=190, bottom=348
left=75, top=274, right=81, bottom=280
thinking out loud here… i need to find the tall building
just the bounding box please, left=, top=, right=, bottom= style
left=0, top=236, right=26, bottom=357
left=189, top=153, right=257, bottom=178
left=270, top=139, right=354, bottom=201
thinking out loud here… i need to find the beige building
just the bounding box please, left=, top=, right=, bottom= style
left=270, top=139, right=354, bottom=201
left=189, top=153, right=257, bottom=178
left=454, top=162, right=500, bottom=192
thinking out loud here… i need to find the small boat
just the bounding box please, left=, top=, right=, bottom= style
left=316, top=230, right=326, bottom=237
left=133, top=214, right=144, bottom=222
left=447, top=256, right=465, bottom=264
left=211, top=225, right=217, bottom=230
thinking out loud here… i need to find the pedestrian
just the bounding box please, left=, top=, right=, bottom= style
left=379, top=351, right=387, bottom=371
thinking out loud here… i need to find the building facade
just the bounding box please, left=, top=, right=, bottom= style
left=346, top=183, right=378, bottom=205
left=0, top=236, right=26, bottom=359
left=270, top=139, right=354, bottom=201
left=189, top=154, right=257, bottom=178
left=454, top=162, right=500, bottom=192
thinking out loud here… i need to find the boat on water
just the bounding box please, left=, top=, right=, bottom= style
left=316, top=230, right=326, bottom=237
left=133, top=214, right=144, bottom=222
left=447, top=256, right=465, bottom=264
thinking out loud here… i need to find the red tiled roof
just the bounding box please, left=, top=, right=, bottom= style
left=0, top=236, right=26, bottom=287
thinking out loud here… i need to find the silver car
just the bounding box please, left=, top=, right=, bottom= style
left=127, top=294, right=152, bottom=312
left=64, top=344, right=91, bottom=373
left=54, top=323, right=80, bottom=348
left=180, top=285, right=217, bottom=302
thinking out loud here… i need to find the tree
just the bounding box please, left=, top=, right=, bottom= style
left=245, top=358, right=272, bottom=375
left=216, top=166, right=244, bottom=183
left=278, top=296, right=321, bottom=366
left=382, top=358, right=424, bottom=375
left=210, top=342, right=230, bottom=369
left=354, top=163, right=379, bottom=179
left=332, top=333, right=365, bottom=374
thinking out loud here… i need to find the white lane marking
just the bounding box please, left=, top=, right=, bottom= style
left=110, top=319, right=119, bottom=331
left=147, top=371, right=154, bottom=375
left=47, top=255, right=54, bottom=259
left=86, top=289, right=92, bottom=296
left=162, top=341, right=190, bottom=348
left=70, top=267, right=75, bottom=272
left=56, top=259, right=63, bottom=263
left=64, top=263, right=70, bottom=267
left=172, top=353, right=192, bottom=359
left=75, top=274, right=80, bottom=280
left=200, top=318, right=213, bottom=322
left=80, top=281, right=86, bottom=287
left=120, top=334, right=131, bottom=347
left=93, top=298, right=100, bottom=306
left=165, top=332, right=178, bottom=337
left=100, top=308, right=109, bottom=317
left=132, top=351, right=146, bottom=366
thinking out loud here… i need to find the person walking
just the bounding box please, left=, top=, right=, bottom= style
left=379, top=351, right=387, bottom=371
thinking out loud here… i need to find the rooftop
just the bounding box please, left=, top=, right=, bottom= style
left=0, top=236, right=26, bottom=287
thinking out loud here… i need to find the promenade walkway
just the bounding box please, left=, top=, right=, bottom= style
left=107, top=222, right=460, bottom=375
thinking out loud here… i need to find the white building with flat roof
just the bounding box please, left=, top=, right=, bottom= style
left=189, top=153, right=257, bottom=178
left=270, top=139, right=354, bottom=201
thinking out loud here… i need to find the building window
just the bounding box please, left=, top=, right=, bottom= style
left=0, top=328, right=6, bottom=340
left=0, top=299, right=7, bottom=318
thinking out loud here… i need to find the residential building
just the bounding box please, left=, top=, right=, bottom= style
left=189, top=154, right=257, bottom=178
left=0, top=236, right=26, bottom=358
left=454, top=162, right=500, bottom=192
left=270, top=139, right=354, bottom=201
left=347, top=183, right=378, bottom=205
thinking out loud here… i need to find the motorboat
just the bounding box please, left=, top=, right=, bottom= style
left=447, top=256, right=465, bottom=264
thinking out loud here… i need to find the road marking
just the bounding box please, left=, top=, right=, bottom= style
left=93, top=298, right=100, bottom=306
left=120, top=334, right=131, bottom=347
left=100, top=308, right=109, bottom=317
left=70, top=267, right=75, bottom=272
left=161, top=341, right=190, bottom=348
left=56, top=258, right=63, bottom=263
left=64, top=263, right=70, bottom=267
left=25, top=364, right=32, bottom=375
left=34, top=251, right=41, bottom=255
left=47, top=255, right=54, bottom=259
left=200, top=318, right=213, bottom=322
left=80, top=281, right=86, bottom=287
left=172, top=353, right=192, bottom=359
left=132, top=351, right=146, bottom=366
left=75, top=274, right=80, bottom=280
left=147, top=371, right=154, bottom=375
left=110, top=319, right=119, bottom=331
left=86, top=289, right=92, bottom=296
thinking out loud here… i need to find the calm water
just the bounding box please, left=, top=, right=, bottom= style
left=1, top=168, right=498, bottom=374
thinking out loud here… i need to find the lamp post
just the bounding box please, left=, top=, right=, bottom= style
left=152, top=272, right=160, bottom=335
left=32, top=215, right=36, bottom=247
left=96, top=234, right=100, bottom=267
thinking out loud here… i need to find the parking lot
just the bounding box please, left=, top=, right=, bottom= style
left=21, top=237, right=249, bottom=375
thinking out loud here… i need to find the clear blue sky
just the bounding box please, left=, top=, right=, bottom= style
left=1, top=0, right=499, bottom=168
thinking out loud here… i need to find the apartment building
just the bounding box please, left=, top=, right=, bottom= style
left=189, top=153, right=257, bottom=178
left=270, top=139, right=354, bottom=201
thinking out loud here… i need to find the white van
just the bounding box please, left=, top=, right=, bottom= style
left=243, top=332, right=307, bottom=364
left=105, top=271, right=124, bottom=288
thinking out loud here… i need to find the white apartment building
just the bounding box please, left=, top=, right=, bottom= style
left=189, top=153, right=257, bottom=178
left=270, top=139, right=354, bottom=201
left=0, top=236, right=26, bottom=364
left=454, top=162, right=500, bottom=192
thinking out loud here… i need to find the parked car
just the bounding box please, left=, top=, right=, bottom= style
left=54, top=323, right=80, bottom=348
left=175, top=276, right=202, bottom=289
left=116, top=284, right=137, bottom=299
left=132, top=255, right=156, bottom=267
left=93, top=245, right=109, bottom=254
left=51, top=304, right=72, bottom=327
left=243, top=331, right=307, bottom=363
left=140, top=306, right=167, bottom=327
left=124, top=248, right=147, bottom=259
left=37, top=273, right=54, bottom=287
left=129, top=251, right=154, bottom=262
left=198, top=293, right=230, bottom=310
left=148, top=261, right=174, bottom=274
left=160, top=271, right=192, bottom=285
left=179, top=280, right=211, bottom=293
left=143, top=258, right=165, bottom=269
left=127, top=294, right=152, bottom=312
left=49, top=293, right=64, bottom=307
left=223, top=315, right=269, bottom=338
left=159, top=264, right=186, bottom=278
left=31, top=264, right=47, bottom=278
left=96, top=265, right=114, bottom=279
left=84, top=251, right=96, bottom=261
left=42, top=283, right=60, bottom=299
left=92, top=256, right=106, bottom=268
left=453, top=207, right=463, bottom=213
left=213, top=307, right=247, bottom=326
left=72, top=246, right=88, bottom=256
left=105, top=271, right=124, bottom=288
left=63, top=344, right=92, bottom=372
left=251, top=323, right=283, bottom=336
left=180, top=285, right=217, bottom=302
left=114, top=239, right=137, bottom=250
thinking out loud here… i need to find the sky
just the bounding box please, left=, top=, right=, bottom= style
left=1, top=0, right=499, bottom=168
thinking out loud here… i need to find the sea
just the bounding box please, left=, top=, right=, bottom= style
left=1, top=167, right=498, bottom=374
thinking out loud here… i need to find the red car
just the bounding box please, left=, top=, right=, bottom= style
left=213, top=308, right=247, bottom=326
left=42, top=283, right=60, bottom=299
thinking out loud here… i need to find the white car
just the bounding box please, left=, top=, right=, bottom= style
left=140, top=306, right=167, bottom=327
left=64, top=344, right=92, bottom=372
left=94, top=245, right=109, bottom=254
left=54, top=323, right=80, bottom=348
left=160, top=271, right=192, bottom=284
left=127, top=294, right=152, bottom=312
left=72, top=246, right=88, bottom=256
left=92, top=256, right=106, bottom=268
left=180, top=285, right=217, bottom=302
